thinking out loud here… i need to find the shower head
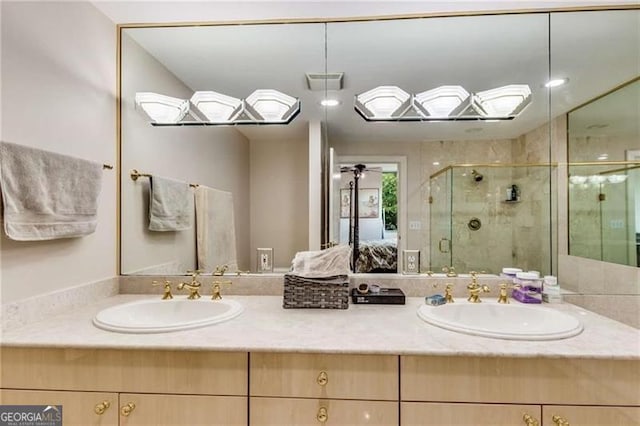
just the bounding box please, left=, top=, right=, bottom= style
left=471, top=169, right=483, bottom=182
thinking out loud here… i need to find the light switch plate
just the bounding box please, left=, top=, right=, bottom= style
left=257, top=248, right=274, bottom=273
left=403, top=250, right=420, bottom=274
left=409, top=221, right=422, bottom=230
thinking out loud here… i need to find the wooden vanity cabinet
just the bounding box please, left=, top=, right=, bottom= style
left=119, top=393, right=247, bottom=425
left=401, top=355, right=640, bottom=426
left=542, top=405, right=640, bottom=426
left=401, top=402, right=541, bottom=426
left=2, top=348, right=639, bottom=425
left=0, top=389, right=119, bottom=426
left=0, top=348, right=248, bottom=426
left=249, top=353, right=399, bottom=425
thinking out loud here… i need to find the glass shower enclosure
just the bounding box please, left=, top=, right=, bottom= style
left=429, top=164, right=555, bottom=275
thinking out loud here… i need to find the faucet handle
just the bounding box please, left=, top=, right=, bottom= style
left=186, top=269, right=204, bottom=280
left=213, top=265, right=229, bottom=276
left=152, top=280, right=174, bottom=300
left=444, top=283, right=454, bottom=303
left=211, top=279, right=232, bottom=300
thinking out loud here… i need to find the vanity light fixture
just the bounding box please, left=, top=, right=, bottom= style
left=244, top=89, right=299, bottom=122
left=355, top=86, right=411, bottom=120
left=135, top=89, right=300, bottom=126
left=190, top=91, right=243, bottom=123
left=569, top=175, right=588, bottom=185
left=354, top=84, right=532, bottom=122
left=606, top=175, right=628, bottom=184
left=597, top=153, right=609, bottom=160
left=545, top=78, right=569, bottom=88
left=471, top=85, right=532, bottom=118
left=413, top=85, right=470, bottom=118
left=134, top=92, right=190, bottom=124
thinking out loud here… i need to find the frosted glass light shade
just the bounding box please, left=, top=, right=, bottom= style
left=191, top=91, right=242, bottom=123
left=606, top=175, right=628, bottom=184
left=245, top=89, right=298, bottom=122
left=569, top=175, right=588, bottom=185
left=413, top=85, right=470, bottom=118
left=472, top=85, right=532, bottom=117
left=135, top=92, right=189, bottom=124
left=355, top=86, right=411, bottom=119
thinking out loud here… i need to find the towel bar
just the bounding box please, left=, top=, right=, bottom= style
left=130, top=169, right=198, bottom=188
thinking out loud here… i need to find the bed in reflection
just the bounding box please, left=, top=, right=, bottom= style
left=355, top=239, right=398, bottom=273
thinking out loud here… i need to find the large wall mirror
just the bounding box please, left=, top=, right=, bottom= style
left=119, top=8, right=639, bottom=278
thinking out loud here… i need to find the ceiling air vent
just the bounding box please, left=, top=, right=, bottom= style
left=305, top=72, right=344, bottom=91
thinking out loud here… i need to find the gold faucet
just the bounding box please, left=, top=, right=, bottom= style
left=442, top=266, right=457, bottom=277
left=467, top=271, right=490, bottom=303
left=152, top=280, right=173, bottom=300
left=213, top=265, right=229, bottom=276
left=211, top=279, right=232, bottom=300
left=497, top=283, right=512, bottom=304
left=177, top=270, right=203, bottom=299
left=444, top=283, right=454, bottom=303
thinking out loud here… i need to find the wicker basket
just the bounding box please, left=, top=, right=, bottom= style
left=283, top=274, right=349, bottom=309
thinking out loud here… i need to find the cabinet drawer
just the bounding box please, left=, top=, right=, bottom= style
left=543, top=405, right=640, bottom=426
left=250, top=397, right=398, bottom=425
left=401, top=402, right=541, bottom=426
left=401, top=355, right=640, bottom=406
left=0, top=389, right=118, bottom=426
left=1, top=348, right=248, bottom=395
left=251, top=353, right=398, bottom=400
left=120, top=394, right=247, bottom=426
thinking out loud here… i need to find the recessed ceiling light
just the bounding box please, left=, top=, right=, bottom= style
left=545, top=78, right=569, bottom=88
left=321, top=99, right=340, bottom=107
left=433, top=161, right=440, bottom=166
left=597, top=154, right=609, bottom=160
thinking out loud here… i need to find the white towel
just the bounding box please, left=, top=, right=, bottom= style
left=290, top=245, right=351, bottom=278
left=0, top=141, right=103, bottom=241
left=148, top=175, right=193, bottom=231
left=195, top=186, right=238, bottom=272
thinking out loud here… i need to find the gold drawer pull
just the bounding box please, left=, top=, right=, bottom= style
left=523, top=413, right=539, bottom=426
left=120, top=403, right=136, bottom=417
left=94, top=400, right=111, bottom=415
left=317, top=406, right=328, bottom=423
left=316, top=371, right=328, bottom=386
left=552, top=415, right=570, bottom=426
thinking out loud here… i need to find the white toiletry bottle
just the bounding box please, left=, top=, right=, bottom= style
left=542, top=275, right=562, bottom=303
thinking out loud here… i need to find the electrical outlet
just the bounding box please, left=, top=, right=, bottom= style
left=257, top=248, right=274, bottom=273
left=403, top=250, right=420, bottom=274
left=409, top=221, right=422, bottom=230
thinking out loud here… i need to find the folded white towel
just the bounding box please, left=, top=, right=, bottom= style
left=148, top=175, right=193, bottom=231
left=290, top=245, right=351, bottom=278
left=195, top=185, right=238, bottom=272
left=0, top=141, right=103, bottom=241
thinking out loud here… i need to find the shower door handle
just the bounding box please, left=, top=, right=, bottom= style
left=439, top=238, right=451, bottom=253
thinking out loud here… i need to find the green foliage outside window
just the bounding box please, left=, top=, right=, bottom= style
left=382, top=172, right=397, bottom=230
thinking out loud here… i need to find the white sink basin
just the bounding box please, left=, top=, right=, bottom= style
left=417, top=301, right=583, bottom=340
left=93, top=297, right=243, bottom=334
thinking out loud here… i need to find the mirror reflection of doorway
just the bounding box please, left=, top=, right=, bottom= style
left=338, top=163, right=399, bottom=273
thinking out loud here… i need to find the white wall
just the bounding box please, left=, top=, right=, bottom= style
left=0, top=1, right=116, bottom=303
left=120, top=34, right=250, bottom=274
left=250, top=136, right=308, bottom=270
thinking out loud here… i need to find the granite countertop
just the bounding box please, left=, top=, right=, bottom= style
left=1, top=295, right=638, bottom=360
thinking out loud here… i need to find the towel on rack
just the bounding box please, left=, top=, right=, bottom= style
left=148, top=175, right=193, bottom=231
left=195, top=186, right=238, bottom=272
left=0, top=141, right=103, bottom=240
